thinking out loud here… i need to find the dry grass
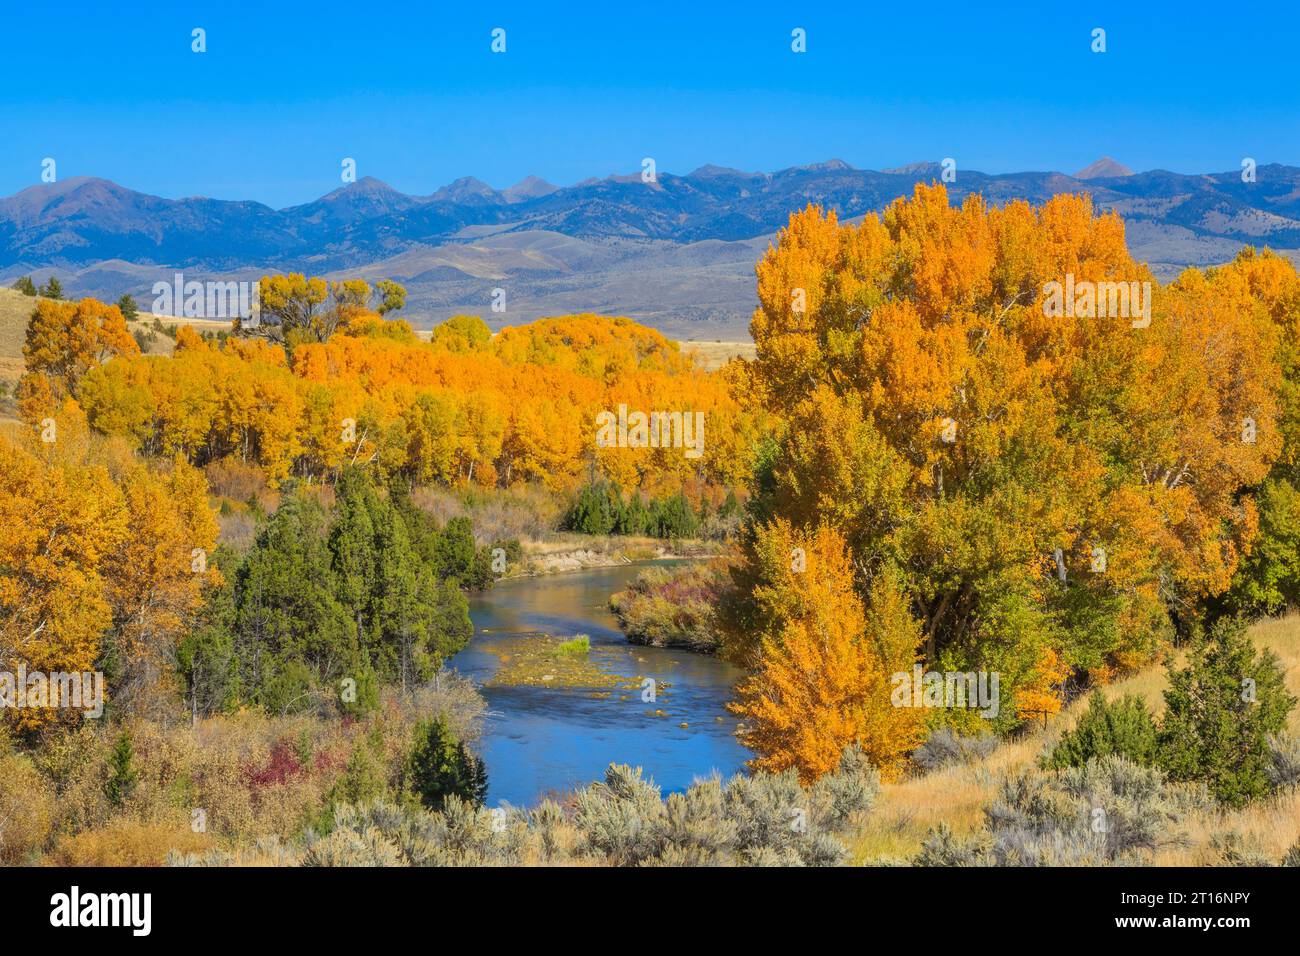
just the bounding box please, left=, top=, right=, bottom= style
left=851, top=615, right=1300, bottom=865
left=678, top=339, right=755, bottom=370
left=0, top=288, right=33, bottom=415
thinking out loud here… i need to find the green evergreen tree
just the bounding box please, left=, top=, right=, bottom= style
left=38, top=276, right=63, bottom=299
left=336, top=740, right=387, bottom=806
left=651, top=490, right=699, bottom=539
left=233, top=494, right=355, bottom=712
left=566, top=480, right=616, bottom=535
left=1157, top=617, right=1297, bottom=807
left=337, top=657, right=380, bottom=717
left=1046, top=692, right=1158, bottom=769
left=105, top=732, right=139, bottom=807
left=329, top=467, right=381, bottom=648
left=11, top=275, right=36, bottom=296
left=615, top=491, right=653, bottom=535
left=433, top=516, right=479, bottom=581
left=116, top=293, right=139, bottom=322
left=405, top=717, right=488, bottom=811
left=331, top=468, right=472, bottom=685
left=193, top=472, right=475, bottom=717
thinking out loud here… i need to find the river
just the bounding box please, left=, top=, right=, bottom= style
left=453, top=561, right=750, bottom=807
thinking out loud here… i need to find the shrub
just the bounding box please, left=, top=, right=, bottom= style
left=1267, top=733, right=1300, bottom=791
left=0, top=751, right=56, bottom=863
left=168, top=835, right=299, bottom=867
left=1211, top=831, right=1276, bottom=867
left=574, top=763, right=667, bottom=864
left=302, top=818, right=403, bottom=867
left=50, top=821, right=210, bottom=867
left=917, top=756, right=1211, bottom=867
left=1046, top=692, right=1158, bottom=770
left=913, top=727, right=1000, bottom=773
left=610, top=562, right=727, bottom=652
left=1157, top=617, right=1297, bottom=808
left=915, top=822, right=990, bottom=866
left=263, top=744, right=878, bottom=867
left=571, top=746, right=874, bottom=867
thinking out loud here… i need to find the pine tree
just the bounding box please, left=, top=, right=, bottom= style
left=105, top=732, right=139, bottom=807
left=405, top=717, right=488, bottom=810
left=116, top=293, right=139, bottom=322
left=1046, top=691, right=1158, bottom=769
left=1158, top=617, right=1297, bottom=807
left=233, top=494, right=354, bottom=711
left=566, top=481, right=616, bottom=536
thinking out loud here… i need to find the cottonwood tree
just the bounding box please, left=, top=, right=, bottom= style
left=730, top=185, right=1285, bottom=749
left=728, top=522, right=924, bottom=782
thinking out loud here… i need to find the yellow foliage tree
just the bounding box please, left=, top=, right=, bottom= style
left=17, top=297, right=138, bottom=423
left=729, top=524, right=924, bottom=783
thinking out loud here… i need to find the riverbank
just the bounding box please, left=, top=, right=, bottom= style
left=507, top=534, right=718, bottom=578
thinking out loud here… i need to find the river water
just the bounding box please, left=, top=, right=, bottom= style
left=453, top=561, right=750, bottom=807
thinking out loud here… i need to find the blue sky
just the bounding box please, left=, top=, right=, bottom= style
left=0, top=0, right=1294, bottom=207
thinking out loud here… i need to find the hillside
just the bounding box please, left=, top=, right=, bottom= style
left=852, top=616, right=1300, bottom=866
left=0, top=287, right=30, bottom=396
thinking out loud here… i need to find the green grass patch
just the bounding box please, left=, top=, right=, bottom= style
left=552, top=634, right=591, bottom=658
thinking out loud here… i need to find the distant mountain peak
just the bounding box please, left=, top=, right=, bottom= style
left=427, top=176, right=500, bottom=203
left=882, top=161, right=941, bottom=176
left=9, top=159, right=1300, bottom=337
left=502, top=175, right=559, bottom=203
left=687, top=164, right=755, bottom=179
left=316, top=176, right=402, bottom=201
left=1073, top=157, right=1134, bottom=180
left=800, top=158, right=854, bottom=172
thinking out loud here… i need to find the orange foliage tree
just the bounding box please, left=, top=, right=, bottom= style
left=729, top=522, right=924, bottom=782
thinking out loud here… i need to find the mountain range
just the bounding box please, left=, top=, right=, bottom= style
left=4, top=157, right=1299, bottom=338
